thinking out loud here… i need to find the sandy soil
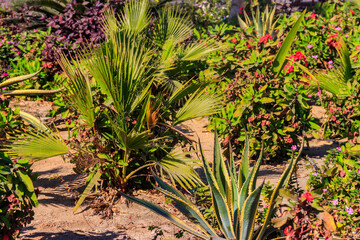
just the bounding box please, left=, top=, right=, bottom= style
left=10, top=100, right=342, bottom=240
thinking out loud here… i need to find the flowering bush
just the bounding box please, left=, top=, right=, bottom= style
left=202, top=12, right=319, bottom=161
left=306, top=144, right=360, bottom=238
left=0, top=153, right=38, bottom=239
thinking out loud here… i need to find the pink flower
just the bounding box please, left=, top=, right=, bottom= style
left=335, top=27, right=341, bottom=31
left=307, top=44, right=314, bottom=49
left=313, top=172, right=318, bottom=176
left=322, top=189, right=327, bottom=192
left=336, top=146, right=341, bottom=151
left=317, top=90, right=321, bottom=95
left=331, top=116, right=337, bottom=121
left=346, top=207, right=354, bottom=215
left=2, top=87, right=6, bottom=90
left=331, top=199, right=339, bottom=205
left=308, top=94, right=313, bottom=97
left=340, top=170, right=346, bottom=177
left=312, top=55, right=318, bottom=59
left=291, top=145, right=297, bottom=150
left=336, top=120, right=340, bottom=124
left=34, top=30, right=38, bottom=33
left=357, top=169, right=360, bottom=174
left=287, top=138, right=293, bottom=143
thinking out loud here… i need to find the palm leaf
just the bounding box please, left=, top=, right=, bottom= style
left=173, top=89, right=223, bottom=126
left=73, top=170, right=102, bottom=213
left=153, top=149, right=202, bottom=189
left=3, top=126, right=69, bottom=161
left=119, top=0, right=150, bottom=35
left=179, top=41, right=219, bottom=61
left=58, top=53, right=95, bottom=128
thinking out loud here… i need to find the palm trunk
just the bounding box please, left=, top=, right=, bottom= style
left=229, top=0, right=245, bottom=19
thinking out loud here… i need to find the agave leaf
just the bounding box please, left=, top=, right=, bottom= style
left=213, top=130, right=232, bottom=209
left=239, top=135, right=250, bottom=186
left=0, top=88, right=63, bottom=96
left=272, top=10, right=305, bottom=75
left=256, top=138, right=304, bottom=240
left=153, top=174, right=218, bottom=236
left=73, top=170, right=102, bottom=213
left=200, top=142, right=235, bottom=239
left=119, top=192, right=211, bottom=240
left=239, top=184, right=263, bottom=240
left=19, top=111, right=48, bottom=132
left=0, top=69, right=42, bottom=89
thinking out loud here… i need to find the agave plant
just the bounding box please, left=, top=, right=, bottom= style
left=120, top=130, right=304, bottom=240
left=0, top=69, right=63, bottom=97
left=237, top=5, right=279, bottom=37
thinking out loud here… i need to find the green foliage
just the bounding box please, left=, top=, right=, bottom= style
left=120, top=131, right=304, bottom=239
left=206, top=10, right=316, bottom=161
left=306, top=144, right=360, bottom=238
left=0, top=153, right=38, bottom=239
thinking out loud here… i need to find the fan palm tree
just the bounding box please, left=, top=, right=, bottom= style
left=54, top=0, right=223, bottom=211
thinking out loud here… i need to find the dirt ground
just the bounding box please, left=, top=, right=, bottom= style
left=10, top=100, right=342, bottom=240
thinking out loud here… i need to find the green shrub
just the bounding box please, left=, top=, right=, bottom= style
left=306, top=144, right=360, bottom=238
left=0, top=153, right=38, bottom=239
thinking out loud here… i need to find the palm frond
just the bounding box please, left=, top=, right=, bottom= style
left=58, top=53, right=95, bottom=128
left=119, top=0, right=150, bottom=35
left=81, top=29, right=152, bottom=116
left=3, top=126, right=69, bottom=161
left=153, top=6, right=193, bottom=46
left=173, top=89, right=223, bottom=126
left=153, top=149, right=202, bottom=189
left=179, top=41, right=219, bottom=61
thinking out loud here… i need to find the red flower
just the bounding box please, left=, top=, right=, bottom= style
left=248, top=117, right=255, bottom=123
left=259, top=34, right=273, bottom=44
left=310, top=12, right=316, bottom=19
left=331, top=115, right=336, bottom=121
left=283, top=63, right=294, bottom=73
left=349, top=9, right=355, bottom=15
left=3, top=236, right=9, bottom=240
left=231, top=38, right=237, bottom=43
left=290, top=51, right=306, bottom=61
left=301, top=192, right=313, bottom=202
left=285, top=137, right=293, bottom=143
left=246, top=43, right=253, bottom=49
left=328, top=34, right=339, bottom=48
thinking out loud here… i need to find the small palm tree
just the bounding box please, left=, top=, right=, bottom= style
left=55, top=0, right=223, bottom=211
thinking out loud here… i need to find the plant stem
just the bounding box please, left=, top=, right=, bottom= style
left=123, top=162, right=155, bottom=184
